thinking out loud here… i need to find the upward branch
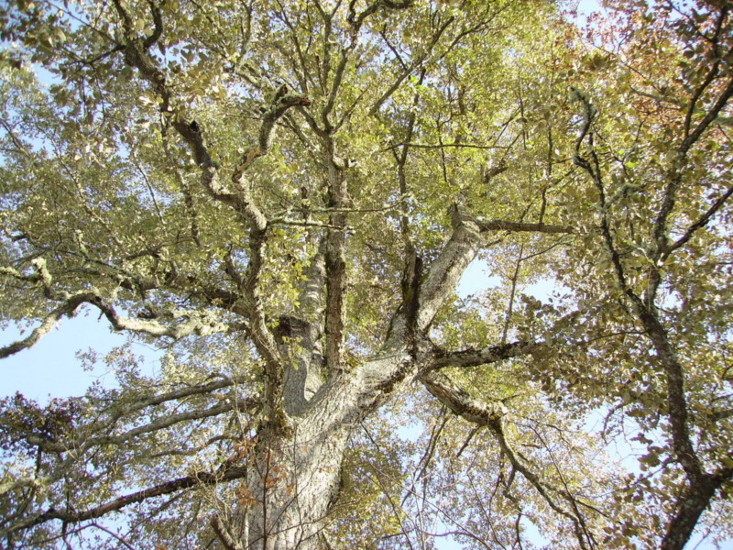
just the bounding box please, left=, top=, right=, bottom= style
left=570, top=77, right=706, bottom=488
left=323, top=145, right=348, bottom=373
left=109, top=0, right=310, bottom=431
left=413, top=204, right=571, bottom=334
left=415, top=212, right=482, bottom=331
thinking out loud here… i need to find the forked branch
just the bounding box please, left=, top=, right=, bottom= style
left=420, top=371, right=596, bottom=550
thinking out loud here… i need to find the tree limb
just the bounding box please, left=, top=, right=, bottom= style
left=27, top=398, right=258, bottom=453
left=211, top=515, right=245, bottom=550
left=416, top=217, right=481, bottom=331
left=662, top=184, right=733, bottom=260
left=4, top=461, right=250, bottom=536
left=424, top=341, right=539, bottom=374
left=0, top=293, right=89, bottom=359
left=109, top=4, right=315, bottom=432
left=474, top=218, right=573, bottom=234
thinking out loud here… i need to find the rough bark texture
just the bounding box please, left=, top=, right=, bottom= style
left=660, top=486, right=713, bottom=550
left=246, top=423, right=349, bottom=550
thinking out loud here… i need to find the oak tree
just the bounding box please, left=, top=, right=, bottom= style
left=1, top=0, right=731, bottom=548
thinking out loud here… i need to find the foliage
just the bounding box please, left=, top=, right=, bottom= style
left=0, top=0, right=732, bottom=549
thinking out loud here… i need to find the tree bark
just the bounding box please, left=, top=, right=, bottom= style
left=661, top=478, right=718, bottom=550
left=240, top=333, right=416, bottom=548
left=245, top=421, right=349, bottom=550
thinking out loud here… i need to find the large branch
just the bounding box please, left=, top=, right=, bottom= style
left=0, top=260, right=100, bottom=359
left=109, top=3, right=314, bottom=431
left=281, top=243, right=327, bottom=415
left=0, top=250, right=255, bottom=358
left=0, top=294, right=87, bottom=359
left=323, top=151, right=348, bottom=373
left=315, top=7, right=368, bottom=372
left=474, top=218, right=573, bottom=234
left=93, top=296, right=243, bottom=339
left=412, top=204, right=573, bottom=334
left=571, top=86, right=706, bottom=487
left=113, top=0, right=310, bottom=233
left=424, top=341, right=539, bottom=373
left=661, top=472, right=731, bottom=550
left=5, top=461, right=250, bottom=536
left=420, top=370, right=506, bottom=424
left=416, top=218, right=481, bottom=331
left=0, top=291, right=241, bottom=360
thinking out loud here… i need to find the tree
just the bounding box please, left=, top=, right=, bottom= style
left=0, top=0, right=731, bottom=548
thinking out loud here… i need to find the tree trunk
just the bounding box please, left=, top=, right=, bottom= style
left=661, top=477, right=718, bottom=550
left=245, top=421, right=349, bottom=550
left=240, top=341, right=416, bottom=549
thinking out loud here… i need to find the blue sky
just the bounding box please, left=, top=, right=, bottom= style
left=1, top=312, right=127, bottom=401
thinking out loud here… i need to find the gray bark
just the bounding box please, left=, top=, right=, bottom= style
left=246, top=422, right=349, bottom=550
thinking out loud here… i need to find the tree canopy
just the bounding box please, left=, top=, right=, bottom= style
left=0, top=0, right=732, bottom=548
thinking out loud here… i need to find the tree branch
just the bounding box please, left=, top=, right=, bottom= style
left=662, top=184, right=733, bottom=260
left=0, top=293, right=89, bottom=359
left=572, top=87, right=705, bottom=485
left=27, top=398, right=257, bottom=453
left=424, top=341, right=539, bottom=374
left=420, top=371, right=594, bottom=550
left=415, top=217, right=481, bottom=331
left=661, top=473, right=730, bottom=550
left=413, top=204, right=571, bottom=334
left=211, top=515, right=245, bottom=550
left=91, top=296, right=243, bottom=339
left=347, top=0, right=415, bottom=35
left=474, top=218, right=573, bottom=234
left=655, top=75, right=733, bottom=257
left=323, top=153, right=348, bottom=373
left=5, top=462, right=250, bottom=536
left=109, top=5, right=316, bottom=433
left=0, top=276, right=247, bottom=360
left=369, top=15, right=455, bottom=116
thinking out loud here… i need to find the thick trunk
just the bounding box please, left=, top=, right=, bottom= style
left=239, top=345, right=415, bottom=549
left=243, top=421, right=349, bottom=550
left=230, top=209, right=481, bottom=548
